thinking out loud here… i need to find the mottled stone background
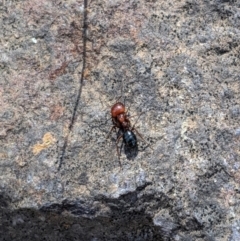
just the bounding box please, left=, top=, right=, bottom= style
left=0, top=0, right=240, bottom=240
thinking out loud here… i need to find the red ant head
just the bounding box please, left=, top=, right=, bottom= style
left=111, top=102, right=125, bottom=118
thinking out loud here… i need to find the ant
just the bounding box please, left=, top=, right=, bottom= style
left=107, top=100, right=149, bottom=164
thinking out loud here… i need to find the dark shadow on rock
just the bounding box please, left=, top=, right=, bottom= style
left=0, top=192, right=169, bottom=241
left=0, top=187, right=228, bottom=241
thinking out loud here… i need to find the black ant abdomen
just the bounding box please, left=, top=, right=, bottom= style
left=123, top=130, right=137, bottom=148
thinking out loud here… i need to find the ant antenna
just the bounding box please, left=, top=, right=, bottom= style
left=121, top=78, right=124, bottom=98
left=115, top=95, right=123, bottom=103
left=123, top=96, right=126, bottom=106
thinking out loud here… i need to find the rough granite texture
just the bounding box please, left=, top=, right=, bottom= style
left=0, top=0, right=240, bottom=240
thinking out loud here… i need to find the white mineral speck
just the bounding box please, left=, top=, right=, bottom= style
left=31, top=38, right=37, bottom=43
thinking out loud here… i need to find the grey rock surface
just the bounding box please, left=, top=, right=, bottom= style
left=0, top=0, right=240, bottom=240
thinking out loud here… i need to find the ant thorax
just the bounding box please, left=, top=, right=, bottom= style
left=117, top=113, right=125, bottom=123
left=117, top=113, right=130, bottom=128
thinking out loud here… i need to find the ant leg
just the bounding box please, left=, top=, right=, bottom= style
left=106, top=125, right=116, bottom=139
left=105, top=116, right=113, bottom=123
left=128, top=112, right=145, bottom=120
left=132, top=127, right=145, bottom=142
left=129, top=112, right=144, bottom=129
left=118, top=140, right=124, bottom=167
left=132, top=127, right=154, bottom=150
left=116, top=134, right=123, bottom=167
left=119, top=139, right=124, bottom=156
